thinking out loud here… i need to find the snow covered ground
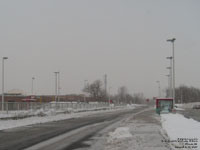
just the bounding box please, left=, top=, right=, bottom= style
left=161, top=113, right=200, bottom=150
left=0, top=104, right=137, bottom=131
left=176, top=102, right=200, bottom=109
left=88, top=108, right=171, bottom=150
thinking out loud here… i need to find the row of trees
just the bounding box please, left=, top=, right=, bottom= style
left=83, top=80, right=146, bottom=104
left=174, top=85, right=200, bottom=103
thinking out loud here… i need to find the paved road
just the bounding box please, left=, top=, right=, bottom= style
left=0, top=107, right=146, bottom=150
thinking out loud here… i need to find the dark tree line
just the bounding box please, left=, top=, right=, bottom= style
left=83, top=80, right=146, bottom=104
left=174, top=85, right=200, bottom=103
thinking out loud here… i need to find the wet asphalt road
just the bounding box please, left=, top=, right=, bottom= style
left=0, top=107, right=145, bottom=150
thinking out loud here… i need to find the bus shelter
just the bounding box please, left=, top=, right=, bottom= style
left=156, top=98, right=173, bottom=114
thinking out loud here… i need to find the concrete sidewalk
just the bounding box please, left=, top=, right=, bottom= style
left=104, top=109, right=172, bottom=150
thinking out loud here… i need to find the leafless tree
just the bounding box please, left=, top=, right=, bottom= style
left=83, top=80, right=105, bottom=101
left=175, top=85, right=200, bottom=103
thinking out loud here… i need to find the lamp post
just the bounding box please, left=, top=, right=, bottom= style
left=2, top=57, right=8, bottom=111
left=31, top=77, right=35, bottom=95
left=84, top=80, right=88, bottom=102
left=166, top=66, right=172, bottom=98
left=58, top=72, right=60, bottom=102
left=166, top=56, right=173, bottom=98
left=108, top=87, right=112, bottom=107
left=54, top=72, right=59, bottom=102
left=167, top=38, right=176, bottom=108
left=166, top=75, right=170, bottom=97
left=156, top=81, right=161, bottom=98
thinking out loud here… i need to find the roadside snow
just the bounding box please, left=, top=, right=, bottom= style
left=0, top=105, right=138, bottom=131
left=107, top=127, right=132, bottom=143
left=174, top=107, right=184, bottom=111
left=89, top=108, right=171, bottom=150
left=176, top=102, right=200, bottom=109
left=161, top=113, right=200, bottom=149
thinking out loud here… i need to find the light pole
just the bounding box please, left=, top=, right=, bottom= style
left=166, top=66, right=172, bottom=98
left=54, top=72, right=59, bottom=102
left=156, top=81, right=161, bottom=98
left=84, top=80, right=88, bottom=102
left=58, top=72, right=60, bottom=102
left=108, top=87, right=112, bottom=107
left=104, top=74, right=107, bottom=98
left=167, top=38, right=176, bottom=108
left=2, top=57, right=8, bottom=111
left=166, top=56, right=173, bottom=98
left=31, top=77, right=35, bottom=95
left=166, top=74, right=170, bottom=97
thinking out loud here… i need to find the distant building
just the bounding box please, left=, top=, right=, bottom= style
left=5, top=89, right=26, bottom=96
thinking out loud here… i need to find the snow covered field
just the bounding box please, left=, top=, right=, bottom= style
left=0, top=104, right=137, bottom=131
left=161, top=113, right=200, bottom=150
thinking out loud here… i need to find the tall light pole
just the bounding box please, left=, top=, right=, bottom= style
left=84, top=80, right=88, bottom=102
left=166, top=74, right=170, bottom=97
left=167, top=38, right=176, bottom=108
left=156, top=81, right=161, bottom=98
left=108, top=87, right=112, bottom=107
left=31, top=77, right=35, bottom=95
left=104, top=74, right=107, bottom=98
left=166, top=56, right=173, bottom=98
left=2, top=57, right=8, bottom=111
left=54, top=72, right=59, bottom=102
left=166, top=66, right=172, bottom=97
left=58, top=72, right=60, bottom=102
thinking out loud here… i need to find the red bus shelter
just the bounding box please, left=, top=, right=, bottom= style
left=156, top=98, right=173, bottom=114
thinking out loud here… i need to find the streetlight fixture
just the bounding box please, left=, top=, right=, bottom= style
left=167, top=38, right=176, bottom=108
left=2, top=57, right=8, bottom=111
left=31, top=77, right=35, bottom=95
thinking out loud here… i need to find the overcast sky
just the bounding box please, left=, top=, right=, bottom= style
left=0, top=0, right=200, bottom=98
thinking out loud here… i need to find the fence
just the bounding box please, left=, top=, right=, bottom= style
left=0, top=102, right=112, bottom=112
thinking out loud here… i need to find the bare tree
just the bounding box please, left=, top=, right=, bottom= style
left=83, top=80, right=105, bottom=101
left=175, top=85, right=200, bottom=103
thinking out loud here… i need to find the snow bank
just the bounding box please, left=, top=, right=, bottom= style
left=176, top=102, right=200, bottom=109
left=0, top=105, right=138, bottom=131
left=107, top=127, right=132, bottom=143
left=161, top=113, right=200, bottom=149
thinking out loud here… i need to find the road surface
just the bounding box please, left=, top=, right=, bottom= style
left=0, top=106, right=171, bottom=150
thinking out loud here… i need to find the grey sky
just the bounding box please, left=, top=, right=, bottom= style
left=0, top=0, right=200, bottom=97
